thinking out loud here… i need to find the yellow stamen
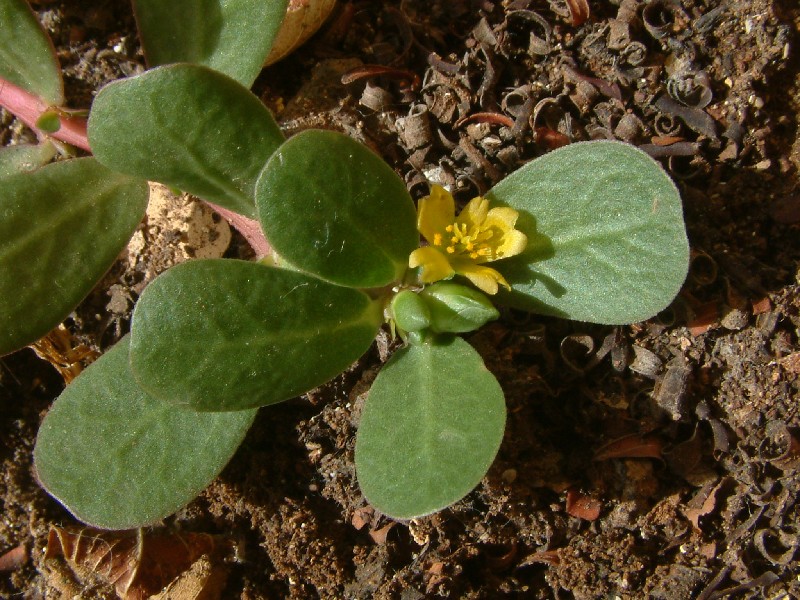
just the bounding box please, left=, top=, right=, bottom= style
left=433, top=233, right=442, bottom=246
left=446, top=246, right=455, bottom=254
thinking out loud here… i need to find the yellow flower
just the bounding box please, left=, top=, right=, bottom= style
left=408, top=185, right=527, bottom=295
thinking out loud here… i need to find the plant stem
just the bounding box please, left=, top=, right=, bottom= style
left=0, top=77, right=89, bottom=151
left=0, top=76, right=271, bottom=258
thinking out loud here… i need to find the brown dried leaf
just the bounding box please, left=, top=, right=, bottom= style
left=351, top=506, right=374, bottom=531
left=534, top=127, right=570, bottom=149
left=455, top=112, right=515, bottom=129
left=519, top=549, right=561, bottom=567
left=369, top=523, right=396, bottom=545
left=341, top=64, right=421, bottom=89
left=685, top=300, right=719, bottom=336
left=751, top=296, right=772, bottom=315
left=594, top=433, right=663, bottom=461
left=566, top=488, right=602, bottom=521
left=682, top=478, right=732, bottom=530
left=46, top=527, right=230, bottom=600
left=29, top=324, right=99, bottom=384
left=0, top=544, right=27, bottom=571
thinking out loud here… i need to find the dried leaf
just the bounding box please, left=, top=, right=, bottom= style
left=455, top=112, right=515, bottom=129
left=341, top=64, right=420, bottom=89
left=751, top=296, right=772, bottom=315
left=150, top=555, right=229, bottom=600
left=682, top=478, right=733, bottom=530
left=594, top=433, right=663, bottom=461
left=534, top=127, right=570, bottom=149
left=369, top=523, right=396, bottom=545
left=29, top=324, right=99, bottom=384
left=351, top=506, right=374, bottom=531
left=566, top=488, right=602, bottom=520
left=520, top=549, right=561, bottom=567
left=686, top=300, right=719, bottom=336
left=664, top=425, right=704, bottom=480
left=46, top=527, right=231, bottom=600
left=0, top=544, right=27, bottom=571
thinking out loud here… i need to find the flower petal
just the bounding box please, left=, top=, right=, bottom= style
left=484, top=207, right=519, bottom=228
left=452, top=259, right=510, bottom=295
left=496, top=229, right=528, bottom=259
left=409, top=246, right=455, bottom=283
left=456, top=197, right=489, bottom=230
left=417, top=185, right=455, bottom=244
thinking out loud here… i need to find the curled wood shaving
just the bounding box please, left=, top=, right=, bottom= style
left=655, top=95, right=719, bottom=139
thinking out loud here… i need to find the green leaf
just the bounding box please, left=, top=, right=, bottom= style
left=34, top=336, right=257, bottom=530
left=355, top=336, right=506, bottom=519
left=256, top=129, right=418, bottom=288
left=129, top=259, right=383, bottom=411
left=0, top=142, right=56, bottom=179
left=487, top=141, right=689, bottom=324
left=419, top=282, right=499, bottom=333
left=0, top=158, right=148, bottom=356
left=0, top=0, right=63, bottom=105
left=390, top=290, right=431, bottom=333
left=88, top=64, right=283, bottom=218
left=34, top=109, right=61, bottom=133
left=133, top=0, right=288, bottom=88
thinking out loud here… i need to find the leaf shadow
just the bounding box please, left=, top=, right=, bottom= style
left=494, top=208, right=569, bottom=318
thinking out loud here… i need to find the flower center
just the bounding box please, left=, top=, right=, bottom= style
left=432, top=223, right=494, bottom=260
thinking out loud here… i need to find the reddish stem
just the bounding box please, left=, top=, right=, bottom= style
left=0, top=77, right=90, bottom=151
left=0, top=76, right=271, bottom=258
left=206, top=202, right=271, bottom=258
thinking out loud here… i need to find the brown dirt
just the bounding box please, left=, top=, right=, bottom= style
left=2, top=0, right=800, bottom=598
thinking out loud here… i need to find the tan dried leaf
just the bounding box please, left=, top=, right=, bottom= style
left=45, top=527, right=231, bottom=600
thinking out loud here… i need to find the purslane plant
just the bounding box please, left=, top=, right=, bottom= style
left=1, top=0, right=690, bottom=528
left=0, top=0, right=291, bottom=355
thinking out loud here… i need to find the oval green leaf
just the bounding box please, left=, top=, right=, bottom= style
left=355, top=336, right=506, bottom=519
left=486, top=141, right=689, bottom=324
left=133, top=0, right=288, bottom=88
left=256, top=129, right=418, bottom=288
left=130, top=259, right=383, bottom=411
left=390, top=290, right=431, bottom=333
left=419, top=282, right=499, bottom=333
left=88, top=64, right=284, bottom=218
left=0, top=142, right=56, bottom=179
left=34, top=336, right=257, bottom=530
left=0, top=0, right=63, bottom=105
left=0, top=158, right=148, bottom=356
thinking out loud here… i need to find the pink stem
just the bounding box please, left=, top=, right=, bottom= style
left=0, top=76, right=270, bottom=258
left=205, top=203, right=271, bottom=258
left=0, top=77, right=90, bottom=151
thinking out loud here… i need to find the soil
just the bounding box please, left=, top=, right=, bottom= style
left=2, top=0, right=800, bottom=598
